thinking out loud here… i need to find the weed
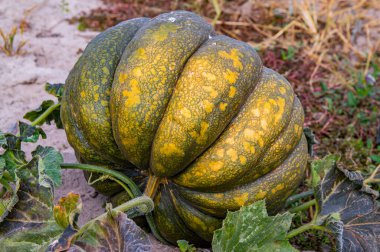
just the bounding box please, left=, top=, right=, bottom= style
left=0, top=26, right=27, bottom=56
left=60, top=0, right=70, bottom=13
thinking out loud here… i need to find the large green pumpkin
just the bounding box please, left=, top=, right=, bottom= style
left=61, top=11, right=308, bottom=245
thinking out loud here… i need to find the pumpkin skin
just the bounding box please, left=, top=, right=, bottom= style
left=61, top=11, right=308, bottom=246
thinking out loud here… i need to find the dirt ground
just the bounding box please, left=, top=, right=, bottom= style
left=0, top=0, right=107, bottom=225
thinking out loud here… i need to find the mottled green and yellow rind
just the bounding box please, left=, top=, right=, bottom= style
left=236, top=97, right=304, bottom=185
left=61, top=10, right=310, bottom=246
left=62, top=18, right=149, bottom=163
left=169, top=188, right=222, bottom=241
left=111, top=11, right=213, bottom=169
left=173, top=68, right=295, bottom=190
left=177, top=135, right=308, bottom=217
left=153, top=186, right=206, bottom=247
left=61, top=99, right=108, bottom=164
left=151, top=35, right=263, bottom=177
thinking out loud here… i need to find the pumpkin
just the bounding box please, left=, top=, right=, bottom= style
left=61, top=11, right=308, bottom=246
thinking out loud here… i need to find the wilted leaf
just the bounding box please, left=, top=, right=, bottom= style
left=19, top=122, right=46, bottom=143
left=0, top=146, right=64, bottom=251
left=303, top=128, right=318, bottom=156
left=45, top=82, right=64, bottom=100
left=54, top=192, right=82, bottom=229
left=315, top=164, right=380, bottom=252
left=212, top=200, right=297, bottom=252
left=309, top=154, right=340, bottom=187
left=49, top=208, right=177, bottom=252
left=0, top=136, right=27, bottom=221
left=0, top=174, right=20, bottom=222
left=23, top=100, right=63, bottom=128
left=31, top=145, right=63, bottom=187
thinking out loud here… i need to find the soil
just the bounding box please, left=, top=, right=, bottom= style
left=0, top=0, right=107, bottom=225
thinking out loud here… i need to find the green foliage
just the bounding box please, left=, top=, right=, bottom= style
left=0, top=124, right=64, bottom=251
left=45, top=83, right=65, bottom=101
left=308, top=154, right=340, bottom=187
left=281, top=46, right=297, bottom=61
left=18, top=121, right=46, bottom=143
left=23, top=83, right=64, bottom=128
left=177, top=240, right=196, bottom=252
left=212, top=200, right=297, bottom=252
left=370, top=154, right=380, bottom=164
left=31, top=146, right=62, bottom=187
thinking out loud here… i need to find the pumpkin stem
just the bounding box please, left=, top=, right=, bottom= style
left=30, top=102, right=61, bottom=126
left=144, top=175, right=161, bottom=199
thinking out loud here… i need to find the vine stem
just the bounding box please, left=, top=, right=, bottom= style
left=60, top=163, right=167, bottom=244
left=364, top=164, right=380, bottom=185
left=285, top=189, right=314, bottom=207
left=61, top=163, right=141, bottom=197
left=30, top=102, right=61, bottom=127
left=76, top=196, right=153, bottom=237
left=144, top=175, right=161, bottom=199
left=286, top=222, right=331, bottom=239
left=288, top=199, right=316, bottom=213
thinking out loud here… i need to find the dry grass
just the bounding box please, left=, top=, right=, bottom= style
left=0, top=27, right=28, bottom=56
left=0, top=4, right=36, bottom=56
left=74, top=0, right=380, bottom=86
left=73, top=0, right=380, bottom=169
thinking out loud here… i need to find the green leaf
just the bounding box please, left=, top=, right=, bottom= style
left=315, top=163, right=380, bottom=252
left=309, top=154, right=340, bottom=188
left=31, top=145, right=63, bottom=187
left=212, top=200, right=297, bottom=252
left=346, top=91, right=357, bottom=107
left=370, top=154, right=380, bottom=164
left=2, top=134, right=20, bottom=150
left=53, top=192, right=82, bottom=229
left=23, top=100, right=63, bottom=128
left=177, top=240, right=196, bottom=252
left=19, top=122, right=46, bottom=143
left=45, top=82, right=64, bottom=100
left=1, top=150, right=27, bottom=179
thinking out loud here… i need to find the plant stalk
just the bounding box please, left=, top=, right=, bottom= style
left=61, top=163, right=141, bottom=197
left=61, top=163, right=167, bottom=243
left=144, top=175, right=161, bottom=199
left=289, top=199, right=316, bottom=213
left=286, top=222, right=332, bottom=239
left=30, top=102, right=61, bottom=127
left=285, top=189, right=314, bottom=207
left=77, top=196, right=153, bottom=237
